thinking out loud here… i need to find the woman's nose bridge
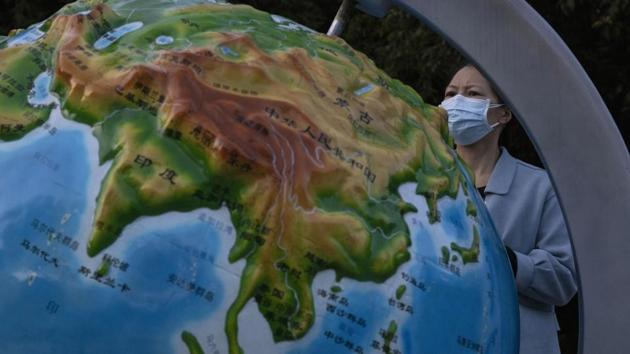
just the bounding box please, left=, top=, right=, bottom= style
left=457, top=89, right=469, bottom=97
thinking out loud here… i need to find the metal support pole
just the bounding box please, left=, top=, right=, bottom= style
left=327, top=0, right=353, bottom=36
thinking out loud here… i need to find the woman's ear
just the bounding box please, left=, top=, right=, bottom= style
left=500, top=108, right=513, bottom=124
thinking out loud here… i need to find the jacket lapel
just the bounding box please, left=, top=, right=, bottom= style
left=485, top=147, right=517, bottom=195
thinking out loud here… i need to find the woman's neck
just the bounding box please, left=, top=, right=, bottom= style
left=456, top=140, right=501, bottom=188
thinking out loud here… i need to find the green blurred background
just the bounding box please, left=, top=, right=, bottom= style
left=3, top=0, right=629, bottom=352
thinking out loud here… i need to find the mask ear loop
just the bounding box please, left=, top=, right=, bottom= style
left=486, top=103, right=504, bottom=129
left=488, top=104, right=505, bottom=129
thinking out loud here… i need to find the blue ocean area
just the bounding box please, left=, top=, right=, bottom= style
left=0, top=128, right=225, bottom=354
left=400, top=182, right=518, bottom=354
left=440, top=199, right=471, bottom=243
left=402, top=223, right=488, bottom=354
left=288, top=287, right=387, bottom=354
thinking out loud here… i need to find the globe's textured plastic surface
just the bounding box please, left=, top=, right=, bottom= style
left=0, top=1, right=518, bottom=353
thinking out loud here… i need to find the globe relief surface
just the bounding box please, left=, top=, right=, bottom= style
left=0, top=1, right=518, bottom=353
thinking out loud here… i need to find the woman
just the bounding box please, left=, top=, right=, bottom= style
left=440, top=65, right=577, bottom=354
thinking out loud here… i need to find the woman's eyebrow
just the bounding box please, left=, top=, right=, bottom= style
left=445, top=84, right=485, bottom=91
left=463, top=84, right=485, bottom=90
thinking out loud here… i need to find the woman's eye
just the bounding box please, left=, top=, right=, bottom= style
left=469, top=91, right=480, bottom=96
left=444, top=91, right=455, bottom=98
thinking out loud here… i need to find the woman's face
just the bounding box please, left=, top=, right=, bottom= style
left=444, top=66, right=508, bottom=126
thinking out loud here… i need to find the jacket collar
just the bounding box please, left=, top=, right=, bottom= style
left=485, top=147, right=517, bottom=195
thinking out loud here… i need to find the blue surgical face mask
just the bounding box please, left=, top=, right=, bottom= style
left=439, top=94, right=503, bottom=146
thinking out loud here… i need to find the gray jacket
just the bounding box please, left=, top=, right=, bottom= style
left=484, top=148, right=577, bottom=354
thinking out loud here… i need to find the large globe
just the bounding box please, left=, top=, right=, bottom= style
left=0, top=1, right=518, bottom=353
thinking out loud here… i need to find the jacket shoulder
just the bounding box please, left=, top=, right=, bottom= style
left=513, top=158, right=545, bottom=173
left=513, top=159, right=554, bottom=196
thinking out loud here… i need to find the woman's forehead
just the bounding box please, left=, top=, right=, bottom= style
left=445, top=83, right=487, bottom=91
left=450, top=67, right=492, bottom=89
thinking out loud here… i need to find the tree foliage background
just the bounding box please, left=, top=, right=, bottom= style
left=2, top=0, right=629, bottom=352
